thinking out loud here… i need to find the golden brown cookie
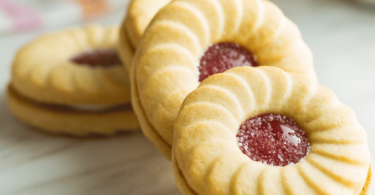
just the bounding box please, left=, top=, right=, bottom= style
left=130, top=0, right=318, bottom=159
left=173, top=66, right=371, bottom=195
left=9, top=25, right=139, bottom=135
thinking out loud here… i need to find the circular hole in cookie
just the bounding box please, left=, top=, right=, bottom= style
left=236, top=113, right=310, bottom=166
left=71, top=50, right=122, bottom=68
left=199, top=42, right=258, bottom=82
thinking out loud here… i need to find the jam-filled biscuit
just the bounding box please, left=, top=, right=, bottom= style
left=129, top=0, right=318, bottom=159
left=173, top=66, right=371, bottom=195
left=8, top=25, right=139, bottom=136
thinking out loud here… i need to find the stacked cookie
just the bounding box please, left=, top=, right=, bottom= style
left=8, top=25, right=139, bottom=136
left=119, top=0, right=371, bottom=194
left=6, top=0, right=371, bottom=194
left=6, top=0, right=172, bottom=136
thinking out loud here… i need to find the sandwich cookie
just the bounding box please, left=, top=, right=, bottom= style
left=8, top=25, right=139, bottom=136
left=173, top=66, right=371, bottom=195
left=129, top=0, right=318, bottom=159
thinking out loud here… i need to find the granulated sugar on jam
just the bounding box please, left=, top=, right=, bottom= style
left=199, top=42, right=258, bottom=82
left=72, top=50, right=122, bottom=67
left=236, top=114, right=310, bottom=166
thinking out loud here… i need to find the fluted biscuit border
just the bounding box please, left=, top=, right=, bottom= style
left=119, top=7, right=173, bottom=158
left=7, top=85, right=139, bottom=136
left=124, top=0, right=172, bottom=48
left=12, top=25, right=131, bottom=105
left=173, top=66, right=370, bottom=195
left=131, top=0, right=318, bottom=159
left=130, top=53, right=173, bottom=159
left=173, top=154, right=372, bottom=195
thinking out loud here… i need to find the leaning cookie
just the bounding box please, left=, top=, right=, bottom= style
left=173, top=66, right=371, bottom=195
left=8, top=25, right=139, bottom=136
left=129, top=0, right=318, bottom=159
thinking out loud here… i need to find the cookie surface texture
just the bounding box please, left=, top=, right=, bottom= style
left=9, top=25, right=139, bottom=135
left=131, top=0, right=318, bottom=159
left=123, top=0, right=173, bottom=48
left=173, top=66, right=371, bottom=195
left=12, top=25, right=131, bottom=105
left=7, top=86, right=139, bottom=136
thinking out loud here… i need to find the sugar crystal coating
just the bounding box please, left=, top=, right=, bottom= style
left=236, top=113, right=310, bottom=166
left=199, top=42, right=258, bottom=82
left=72, top=50, right=122, bottom=67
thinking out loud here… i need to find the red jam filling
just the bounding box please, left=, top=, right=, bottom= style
left=199, top=42, right=258, bottom=82
left=72, top=50, right=122, bottom=67
left=236, top=113, right=310, bottom=166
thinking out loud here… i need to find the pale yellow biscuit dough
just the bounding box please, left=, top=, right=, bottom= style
left=118, top=23, right=135, bottom=74
left=123, top=0, right=173, bottom=48
left=7, top=85, right=139, bottom=136
left=173, top=66, right=371, bottom=195
left=131, top=0, right=318, bottom=159
left=12, top=25, right=131, bottom=105
left=9, top=25, right=140, bottom=135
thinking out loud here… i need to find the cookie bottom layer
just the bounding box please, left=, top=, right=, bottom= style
left=7, top=85, right=140, bottom=136
left=119, top=28, right=172, bottom=160
left=129, top=71, right=172, bottom=160
left=172, top=155, right=372, bottom=195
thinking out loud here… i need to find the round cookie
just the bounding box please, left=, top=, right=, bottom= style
left=8, top=25, right=139, bottom=136
left=129, top=0, right=318, bottom=159
left=173, top=66, right=371, bottom=195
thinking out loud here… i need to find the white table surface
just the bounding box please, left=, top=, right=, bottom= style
left=0, top=0, right=374, bottom=194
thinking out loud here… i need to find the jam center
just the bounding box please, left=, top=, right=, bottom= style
left=236, top=113, right=310, bottom=166
left=199, top=42, right=258, bottom=82
left=72, top=50, right=122, bottom=67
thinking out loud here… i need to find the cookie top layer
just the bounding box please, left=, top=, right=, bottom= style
left=11, top=25, right=131, bottom=105
left=131, top=0, right=318, bottom=159
left=124, top=0, right=172, bottom=48
left=173, top=66, right=371, bottom=195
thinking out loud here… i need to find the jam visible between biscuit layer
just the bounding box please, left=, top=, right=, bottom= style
left=199, top=42, right=258, bottom=82
left=236, top=113, right=310, bottom=166
left=72, top=50, right=122, bottom=67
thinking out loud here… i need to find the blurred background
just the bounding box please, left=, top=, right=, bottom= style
left=0, top=0, right=374, bottom=194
